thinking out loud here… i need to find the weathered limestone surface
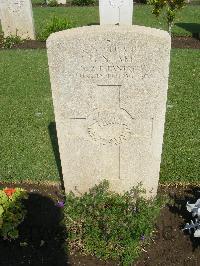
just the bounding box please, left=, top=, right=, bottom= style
left=47, top=26, right=171, bottom=197
left=0, top=0, right=35, bottom=39
left=99, top=0, right=133, bottom=25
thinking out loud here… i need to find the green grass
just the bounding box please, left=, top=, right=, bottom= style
left=32, top=5, right=200, bottom=39
left=0, top=5, right=199, bottom=37
left=160, top=49, right=200, bottom=183
left=0, top=49, right=199, bottom=183
left=134, top=5, right=200, bottom=36
left=32, top=0, right=46, bottom=4
left=33, top=6, right=99, bottom=39
left=0, top=50, right=58, bottom=182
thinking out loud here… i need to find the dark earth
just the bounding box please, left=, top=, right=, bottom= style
left=0, top=36, right=199, bottom=50
left=32, top=3, right=96, bottom=7
left=0, top=182, right=200, bottom=266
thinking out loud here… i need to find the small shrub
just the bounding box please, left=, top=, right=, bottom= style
left=39, top=16, right=74, bottom=41
left=72, top=0, right=96, bottom=6
left=47, top=0, right=59, bottom=6
left=64, top=180, right=168, bottom=265
left=0, top=188, right=28, bottom=240
left=148, top=0, right=186, bottom=34
left=0, top=33, right=23, bottom=49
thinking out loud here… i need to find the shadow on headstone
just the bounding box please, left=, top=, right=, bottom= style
left=0, top=193, right=68, bottom=266
left=175, top=23, right=200, bottom=39
left=48, top=122, right=65, bottom=191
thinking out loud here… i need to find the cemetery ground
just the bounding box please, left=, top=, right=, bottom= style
left=0, top=5, right=200, bottom=38
left=1, top=49, right=199, bottom=185
left=1, top=5, right=200, bottom=48
left=0, top=51, right=199, bottom=265
left=31, top=5, right=200, bottom=38
left=0, top=4, right=200, bottom=266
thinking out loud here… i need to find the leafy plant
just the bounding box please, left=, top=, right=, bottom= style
left=46, top=0, right=59, bottom=6
left=72, top=0, right=96, bottom=6
left=0, top=33, right=23, bottom=49
left=183, top=199, right=200, bottom=237
left=39, top=16, right=74, bottom=41
left=64, top=180, right=168, bottom=265
left=148, top=0, right=186, bottom=34
left=0, top=188, right=28, bottom=240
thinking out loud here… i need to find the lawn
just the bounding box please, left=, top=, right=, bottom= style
left=161, top=49, right=200, bottom=184
left=32, top=0, right=46, bottom=4
left=0, top=48, right=199, bottom=183
left=31, top=5, right=200, bottom=39
left=0, top=5, right=199, bottom=37
left=0, top=50, right=58, bottom=183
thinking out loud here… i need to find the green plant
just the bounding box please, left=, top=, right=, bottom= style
left=39, top=16, right=74, bottom=41
left=148, top=0, right=186, bottom=34
left=72, top=0, right=96, bottom=6
left=0, top=188, right=28, bottom=240
left=0, top=33, right=23, bottom=49
left=64, top=180, right=168, bottom=265
left=46, top=0, right=59, bottom=6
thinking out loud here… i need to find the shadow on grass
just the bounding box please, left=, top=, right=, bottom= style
left=168, top=186, right=200, bottom=250
left=48, top=122, right=65, bottom=191
left=87, top=22, right=100, bottom=26
left=0, top=193, right=68, bottom=266
left=176, top=23, right=200, bottom=39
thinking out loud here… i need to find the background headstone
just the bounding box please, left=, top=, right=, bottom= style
left=99, top=0, right=133, bottom=25
left=47, top=26, right=171, bottom=197
left=0, top=0, right=35, bottom=39
left=46, top=0, right=66, bottom=4
left=57, top=0, right=66, bottom=3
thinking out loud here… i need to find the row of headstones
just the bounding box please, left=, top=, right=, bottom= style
left=0, top=0, right=133, bottom=40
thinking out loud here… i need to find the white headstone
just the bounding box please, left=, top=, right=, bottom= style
left=99, top=0, right=133, bottom=25
left=46, top=0, right=66, bottom=4
left=57, top=0, right=66, bottom=3
left=0, top=0, right=35, bottom=39
left=47, top=26, right=171, bottom=197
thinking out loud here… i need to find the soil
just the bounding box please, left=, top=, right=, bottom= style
left=32, top=3, right=99, bottom=8
left=0, top=182, right=200, bottom=266
left=134, top=185, right=200, bottom=266
left=172, top=36, right=200, bottom=49
left=0, top=36, right=199, bottom=50
left=0, top=40, right=46, bottom=50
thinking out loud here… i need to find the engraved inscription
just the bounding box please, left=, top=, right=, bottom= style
left=72, top=41, right=153, bottom=80
left=87, top=109, right=133, bottom=145
left=109, top=0, right=125, bottom=8
left=81, top=44, right=136, bottom=64
left=8, top=0, right=25, bottom=13
left=74, top=63, right=151, bottom=80
left=76, top=64, right=136, bottom=79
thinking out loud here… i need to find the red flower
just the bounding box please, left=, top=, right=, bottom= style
left=3, top=188, right=16, bottom=197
